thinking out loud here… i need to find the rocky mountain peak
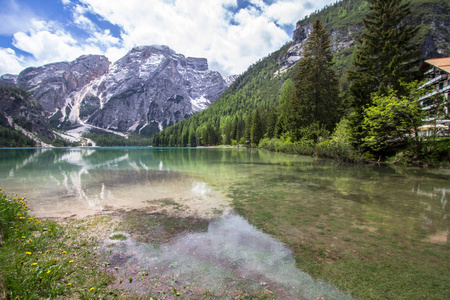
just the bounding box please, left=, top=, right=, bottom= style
left=0, top=45, right=231, bottom=138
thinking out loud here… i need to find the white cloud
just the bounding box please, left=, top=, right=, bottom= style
left=0, top=48, right=26, bottom=75
left=0, top=0, right=337, bottom=76
left=77, top=0, right=297, bottom=75
left=4, top=19, right=121, bottom=75
left=265, top=1, right=308, bottom=25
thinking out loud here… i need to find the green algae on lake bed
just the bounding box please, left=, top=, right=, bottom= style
left=227, top=158, right=450, bottom=300
left=101, top=210, right=353, bottom=300
left=1, top=147, right=448, bottom=299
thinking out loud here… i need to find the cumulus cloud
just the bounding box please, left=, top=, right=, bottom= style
left=0, top=18, right=121, bottom=75
left=0, top=48, right=26, bottom=75
left=0, top=0, right=336, bottom=76
left=77, top=0, right=296, bottom=75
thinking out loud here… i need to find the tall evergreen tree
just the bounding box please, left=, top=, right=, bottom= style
left=287, top=19, right=341, bottom=140
left=266, top=108, right=278, bottom=139
left=251, top=109, right=264, bottom=146
left=275, top=79, right=295, bottom=137
left=348, top=0, right=421, bottom=145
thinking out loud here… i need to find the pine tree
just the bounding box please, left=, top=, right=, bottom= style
left=287, top=19, right=341, bottom=140
left=275, top=79, right=295, bottom=137
left=348, top=0, right=421, bottom=146
left=266, top=108, right=278, bottom=139
left=250, top=109, right=264, bottom=146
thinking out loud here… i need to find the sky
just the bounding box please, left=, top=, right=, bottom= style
left=0, top=0, right=336, bottom=77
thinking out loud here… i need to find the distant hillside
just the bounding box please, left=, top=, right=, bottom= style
left=0, top=87, right=55, bottom=146
left=279, top=0, right=450, bottom=77
left=152, top=44, right=296, bottom=146
left=156, top=0, right=449, bottom=147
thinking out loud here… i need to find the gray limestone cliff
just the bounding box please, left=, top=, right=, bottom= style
left=0, top=45, right=230, bottom=137
left=278, top=0, right=450, bottom=74
left=0, top=87, right=54, bottom=140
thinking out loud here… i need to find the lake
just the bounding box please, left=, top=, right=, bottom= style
left=0, top=147, right=448, bottom=299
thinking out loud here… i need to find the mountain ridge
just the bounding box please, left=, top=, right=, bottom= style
left=278, top=0, right=450, bottom=76
left=0, top=45, right=231, bottom=143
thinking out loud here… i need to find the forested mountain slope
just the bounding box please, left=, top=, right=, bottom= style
left=155, top=0, right=449, bottom=147
left=280, top=0, right=449, bottom=77
left=152, top=44, right=296, bottom=146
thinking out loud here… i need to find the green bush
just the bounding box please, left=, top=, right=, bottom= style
left=259, top=136, right=315, bottom=156
left=260, top=119, right=367, bottom=163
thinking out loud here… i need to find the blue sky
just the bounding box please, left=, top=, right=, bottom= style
left=0, top=0, right=336, bottom=76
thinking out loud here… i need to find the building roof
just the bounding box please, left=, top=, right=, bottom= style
left=425, top=57, right=450, bottom=73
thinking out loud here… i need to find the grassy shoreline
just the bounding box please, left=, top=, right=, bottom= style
left=0, top=190, right=278, bottom=300
left=0, top=189, right=126, bottom=299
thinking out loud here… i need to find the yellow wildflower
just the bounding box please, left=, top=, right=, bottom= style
left=90, top=287, right=95, bottom=291
left=47, top=270, right=51, bottom=274
left=25, top=252, right=32, bottom=255
left=69, top=260, right=74, bottom=263
left=62, top=251, right=67, bottom=254
left=32, top=263, right=37, bottom=266
left=67, top=283, right=72, bottom=286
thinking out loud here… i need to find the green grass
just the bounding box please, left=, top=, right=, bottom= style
left=109, top=234, right=127, bottom=241
left=0, top=189, right=121, bottom=299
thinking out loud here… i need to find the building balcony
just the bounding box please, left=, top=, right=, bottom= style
left=419, top=84, right=450, bottom=101
left=419, top=74, right=447, bottom=89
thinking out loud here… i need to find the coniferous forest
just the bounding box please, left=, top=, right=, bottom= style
left=154, top=0, right=450, bottom=166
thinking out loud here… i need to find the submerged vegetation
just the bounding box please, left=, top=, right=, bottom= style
left=0, top=189, right=279, bottom=299
left=225, top=156, right=450, bottom=300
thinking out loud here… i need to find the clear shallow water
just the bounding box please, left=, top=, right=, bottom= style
left=1, top=147, right=448, bottom=298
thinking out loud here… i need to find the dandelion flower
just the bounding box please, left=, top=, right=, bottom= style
left=32, top=263, right=37, bottom=266
left=90, top=287, right=95, bottom=291
left=47, top=270, right=51, bottom=274
left=25, top=252, right=32, bottom=255
left=62, top=251, right=67, bottom=254
left=67, top=283, right=72, bottom=286
left=69, top=260, right=74, bottom=263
